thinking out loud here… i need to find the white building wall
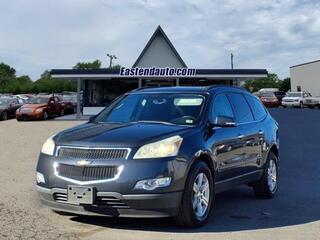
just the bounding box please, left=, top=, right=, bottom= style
left=290, top=61, right=320, bottom=96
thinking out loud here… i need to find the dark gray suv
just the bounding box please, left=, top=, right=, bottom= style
left=36, top=86, right=279, bottom=227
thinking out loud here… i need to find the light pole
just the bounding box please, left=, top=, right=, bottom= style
left=107, top=53, right=117, bottom=68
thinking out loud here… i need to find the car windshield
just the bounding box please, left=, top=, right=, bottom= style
left=0, top=98, right=11, bottom=105
left=93, top=93, right=206, bottom=126
left=286, top=92, right=301, bottom=97
left=27, top=97, right=48, bottom=104
left=62, top=95, right=77, bottom=102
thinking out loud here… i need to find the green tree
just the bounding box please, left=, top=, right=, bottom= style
left=0, top=63, right=16, bottom=92
left=243, top=73, right=281, bottom=92
left=0, top=62, right=16, bottom=77
left=73, top=60, right=101, bottom=69
left=279, top=77, right=290, bottom=92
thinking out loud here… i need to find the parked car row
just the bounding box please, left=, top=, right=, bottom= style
left=0, top=92, right=79, bottom=121
left=255, top=89, right=320, bottom=109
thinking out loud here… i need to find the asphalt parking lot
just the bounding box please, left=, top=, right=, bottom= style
left=0, top=108, right=319, bottom=240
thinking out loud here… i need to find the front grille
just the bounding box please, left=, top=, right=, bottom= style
left=56, top=163, right=119, bottom=181
left=21, top=108, right=33, bottom=113
left=57, top=147, right=129, bottom=160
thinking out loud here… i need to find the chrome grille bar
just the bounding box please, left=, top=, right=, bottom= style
left=56, top=146, right=130, bottom=160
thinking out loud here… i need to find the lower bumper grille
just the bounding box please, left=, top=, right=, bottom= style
left=53, top=192, right=128, bottom=208
left=53, top=192, right=68, bottom=203
left=56, top=164, right=119, bottom=182
left=95, top=196, right=129, bottom=208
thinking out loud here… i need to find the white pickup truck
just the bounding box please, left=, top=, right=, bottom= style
left=304, top=95, right=320, bottom=108
left=281, top=91, right=312, bottom=108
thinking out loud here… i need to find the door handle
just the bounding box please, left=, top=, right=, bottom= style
left=238, top=134, right=244, bottom=139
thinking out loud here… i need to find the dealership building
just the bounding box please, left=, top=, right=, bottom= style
left=290, top=60, right=320, bottom=96
left=51, top=26, right=267, bottom=117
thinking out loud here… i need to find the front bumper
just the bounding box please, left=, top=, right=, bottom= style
left=16, top=112, right=43, bottom=120
left=262, top=101, right=280, bottom=107
left=37, top=185, right=182, bottom=217
left=36, top=152, right=188, bottom=217
left=281, top=101, right=300, bottom=107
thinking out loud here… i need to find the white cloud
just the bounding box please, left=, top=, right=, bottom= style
left=0, top=0, right=319, bottom=79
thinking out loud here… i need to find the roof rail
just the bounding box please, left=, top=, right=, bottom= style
left=204, top=85, right=246, bottom=90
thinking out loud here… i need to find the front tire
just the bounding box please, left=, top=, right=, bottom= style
left=300, top=101, right=304, bottom=108
left=252, top=152, right=279, bottom=199
left=43, top=111, right=49, bottom=120
left=174, top=161, right=214, bottom=227
left=1, top=111, right=8, bottom=121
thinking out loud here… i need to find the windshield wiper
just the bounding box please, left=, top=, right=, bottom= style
left=134, top=120, right=175, bottom=125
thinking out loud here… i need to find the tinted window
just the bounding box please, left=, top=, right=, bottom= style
left=245, top=95, right=267, bottom=121
left=227, top=93, right=254, bottom=124
left=211, top=94, right=234, bottom=122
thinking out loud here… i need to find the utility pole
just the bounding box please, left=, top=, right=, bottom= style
left=107, top=53, right=117, bottom=68
left=230, top=53, right=234, bottom=69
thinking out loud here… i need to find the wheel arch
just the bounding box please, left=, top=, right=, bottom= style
left=269, top=144, right=279, bottom=158
left=186, top=150, right=216, bottom=181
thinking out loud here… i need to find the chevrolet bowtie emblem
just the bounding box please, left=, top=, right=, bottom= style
left=76, top=160, right=91, bottom=166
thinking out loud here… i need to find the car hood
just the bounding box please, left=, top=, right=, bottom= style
left=0, top=105, right=8, bottom=110
left=54, top=122, right=192, bottom=148
left=21, top=104, right=47, bottom=109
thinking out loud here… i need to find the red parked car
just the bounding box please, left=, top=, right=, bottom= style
left=259, top=92, right=280, bottom=108
left=16, top=95, right=64, bottom=121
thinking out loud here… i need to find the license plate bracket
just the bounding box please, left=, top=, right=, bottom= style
left=67, top=186, right=94, bottom=205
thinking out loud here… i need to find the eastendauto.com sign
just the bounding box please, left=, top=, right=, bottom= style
left=120, top=67, right=196, bottom=77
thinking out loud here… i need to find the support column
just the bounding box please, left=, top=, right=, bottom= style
left=76, top=77, right=81, bottom=119
left=138, top=78, right=142, bottom=88
left=176, top=78, right=180, bottom=86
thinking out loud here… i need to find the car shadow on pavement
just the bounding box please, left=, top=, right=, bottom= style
left=70, top=185, right=320, bottom=233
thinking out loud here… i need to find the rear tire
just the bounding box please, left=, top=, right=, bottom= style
left=252, top=152, right=279, bottom=199
left=174, top=161, right=214, bottom=227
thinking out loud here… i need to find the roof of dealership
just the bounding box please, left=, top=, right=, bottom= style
left=50, top=25, right=267, bottom=79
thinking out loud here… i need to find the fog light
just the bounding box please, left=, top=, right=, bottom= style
left=134, top=177, right=171, bottom=191
left=36, top=172, right=45, bottom=184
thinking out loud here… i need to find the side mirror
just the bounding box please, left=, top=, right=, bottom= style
left=88, top=115, right=96, bottom=122
left=214, top=115, right=237, bottom=127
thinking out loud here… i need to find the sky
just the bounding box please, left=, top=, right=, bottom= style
left=0, top=0, right=320, bottom=80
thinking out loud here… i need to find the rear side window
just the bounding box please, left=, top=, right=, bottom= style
left=244, top=95, right=267, bottom=121
left=227, top=93, right=254, bottom=124
left=211, top=94, right=234, bottom=121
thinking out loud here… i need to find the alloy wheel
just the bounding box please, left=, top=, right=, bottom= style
left=192, top=172, right=210, bottom=218
left=267, top=159, right=277, bottom=193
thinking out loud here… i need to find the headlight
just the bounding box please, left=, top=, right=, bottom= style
left=134, top=177, right=171, bottom=190
left=35, top=108, right=43, bottom=113
left=133, top=135, right=183, bottom=159
left=41, top=136, right=55, bottom=156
